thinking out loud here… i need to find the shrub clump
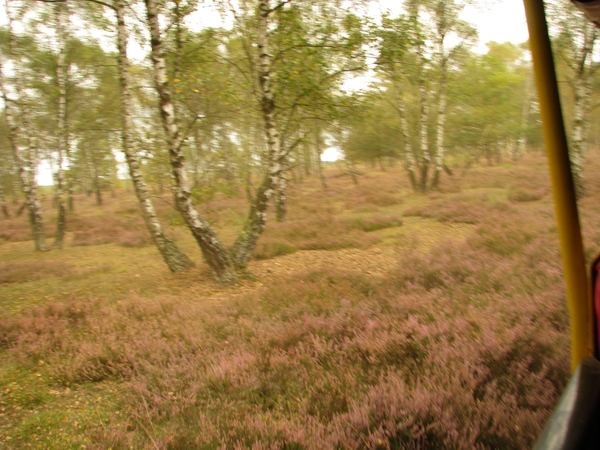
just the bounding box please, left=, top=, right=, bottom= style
left=253, top=214, right=382, bottom=260
left=70, top=216, right=152, bottom=248
left=0, top=218, right=56, bottom=243
left=469, top=205, right=546, bottom=257
left=508, top=185, right=545, bottom=202
left=344, top=185, right=404, bottom=209
left=404, top=196, right=491, bottom=224
left=346, top=214, right=403, bottom=232
left=0, top=219, right=34, bottom=243
left=0, top=261, right=73, bottom=284
left=253, top=241, right=297, bottom=260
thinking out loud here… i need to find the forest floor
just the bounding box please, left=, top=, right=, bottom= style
left=2, top=153, right=600, bottom=449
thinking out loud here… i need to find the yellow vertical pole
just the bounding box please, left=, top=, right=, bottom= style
left=522, top=0, right=593, bottom=372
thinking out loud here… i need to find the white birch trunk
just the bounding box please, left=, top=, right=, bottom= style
left=143, top=0, right=237, bottom=282
left=275, top=159, right=288, bottom=221
left=392, top=80, right=417, bottom=190
left=315, top=129, right=328, bottom=189
left=115, top=0, right=194, bottom=273
left=431, top=38, right=447, bottom=190
left=230, top=0, right=286, bottom=268
left=54, top=0, right=68, bottom=249
left=418, top=81, right=430, bottom=192
left=0, top=13, right=46, bottom=251
left=1, top=90, right=47, bottom=251
left=571, top=20, right=595, bottom=198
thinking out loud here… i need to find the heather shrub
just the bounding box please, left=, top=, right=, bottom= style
left=352, top=203, right=381, bottom=213
left=0, top=218, right=33, bottom=242
left=0, top=261, right=73, bottom=284
left=345, top=187, right=403, bottom=209
left=507, top=176, right=548, bottom=202
left=254, top=214, right=381, bottom=259
left=390, top=240, right=518, bottom=299
left=0, top=217, right=57, bottom=242
left=294, top=199, right=338, bottom=218
left=437, top=175, right=462, bottom=194
left=253, top=239, right=297, bottom=260
left=508, top=186, right=544, bottom=202
left=345, top=214, right=403, bottom=232
left=365, top=191, right=402, bottom=207
left=115, top=228, right=153, bottom=248
left=115, top=204, right=139, bottom=216
left=0, top=252, right=569, bottom=449
left=0, top=154, right=579, bottom=449
left=70, top=216, right=152, bottom=248
left=470, top=207, right=546, bottom=257
left=404, top=195, right=490, bottom=224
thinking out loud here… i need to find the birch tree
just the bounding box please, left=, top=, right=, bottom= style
left=143, top=0, right=239, bottom=282
left=0, top=1, right=47, bottom=251
left=376, top=11, right=429, bottom=191
left=226, top=0, right=365, bottom=219
left=53, top=0, right=68, bottom=249
left=80, top=0, right=194, bottom=273
left=141, top=0, right=346, bottom=281
left=427, top=0, right=474, bottom=189
left=552, top=2, right=597, bottom=198
left=228, top=0, right=287, bottom=267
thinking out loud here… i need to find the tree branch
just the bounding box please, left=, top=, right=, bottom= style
left=175, top=114, right=202, bottom=153
left=83, top=0, right=115, bottom=10
left=269, top=0, right=293, bottom=15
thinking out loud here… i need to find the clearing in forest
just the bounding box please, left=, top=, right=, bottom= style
left=2, top=154, right=600, bottom=449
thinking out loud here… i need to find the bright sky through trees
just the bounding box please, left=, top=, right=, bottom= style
left=0, top=0, right=530, bottom=180
left=0, top=1, right=530, bottom=60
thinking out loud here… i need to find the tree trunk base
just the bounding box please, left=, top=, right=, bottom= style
left=159, top=237, right=195, bottom=273
left=54, top=204, right=66, bottom=249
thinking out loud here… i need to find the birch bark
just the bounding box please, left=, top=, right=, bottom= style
left=143, top=0, right=237, bottom=282
left=431, top=35, right=447, bottom=190
left=54, top=0, right=68, bottom=249
left=316, top=132, right=328, bottom=190
left=229, top=0, right=286, bottom=269
left=0, top=80, right=47, bottom=251
left=571, top=20, right=596, bottom=198
left=392, top=79, right=417, bottom=190
left=115, top=0, right=194, bottom=273
left=0, top=6, right=46, bottom=251
left=275, top=157, right=288, bottom=221
left=418, top=81, right=430, bottom=192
